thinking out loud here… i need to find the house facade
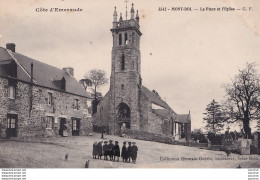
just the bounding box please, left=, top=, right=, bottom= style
left=93, top=5, right=191, bottom=141
left=0, top=43, right=93, bottom=138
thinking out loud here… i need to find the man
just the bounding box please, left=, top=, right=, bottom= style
left=126, top=142, right=132, bottom=163
left=121, top=141, right=127, bottom=162
left=108, top=140, right=114, bottom=161
left=103, top=141, right=109, bottom=160
left=131, top=142, right=138, bottom=164
left=112, top=141, right=120, bottom=162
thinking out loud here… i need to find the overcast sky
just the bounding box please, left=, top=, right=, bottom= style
left=0, top=0, right=259, bottom=130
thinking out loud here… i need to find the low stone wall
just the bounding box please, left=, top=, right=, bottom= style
left=124, top=129, right=173, bottom=144
left=123, top=129, right=208, bottom=148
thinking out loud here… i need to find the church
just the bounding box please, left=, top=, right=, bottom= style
left=93, top=4, right=191, bottom=141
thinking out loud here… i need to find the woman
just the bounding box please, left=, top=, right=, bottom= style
left=92, top=141, right=98, bottom=159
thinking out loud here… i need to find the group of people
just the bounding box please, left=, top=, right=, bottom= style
left=92, top=140, right=138, bottom=163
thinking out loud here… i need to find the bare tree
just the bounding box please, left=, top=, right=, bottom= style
left=84, top=69, right=108, bottom=113
left=223, top=63, right=260, bottom=137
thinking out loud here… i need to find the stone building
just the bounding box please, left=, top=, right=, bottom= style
left=0, top=43, right=93, bottom=138
left=93, top=4, right=191, bottom=141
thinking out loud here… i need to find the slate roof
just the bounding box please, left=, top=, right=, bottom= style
left=0, top=46, right=92, bottom=98
left=142, top=86, right=176, bottom=114
left=173, top=114, right=191, bottom=123
left=142, top=86, right=190, bottom=123
left=152, top=109, right=171, bottom=119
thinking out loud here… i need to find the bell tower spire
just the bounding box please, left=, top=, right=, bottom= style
left=113, top=6, right=118, bottom=28
left=130, top=3, right=135, bottom=20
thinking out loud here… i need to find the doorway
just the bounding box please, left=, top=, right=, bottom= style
left=59, top=118, right=67, bottom=136
left=6, top=114, right=18, bottom=138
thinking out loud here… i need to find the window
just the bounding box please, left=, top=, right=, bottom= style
left=121, top=54, right=125, bottom=70
left=132, top=32, right=135, bottom=45
left=136, top=57, right=139, bottom=72
left=8, top=85, right=15, bottom=99
left=119, top=33, right=122, bottom=45
left=124, top=33, right=128, bottom=45
left=72, top=119, right=77, bottom=131
left=121, top=84, right=125, bottom=90
left=74, top=99, right=79, bottom=110
left=7, top=116, right=16, bottom=128
left=48, top=92, right=53, bottom=106
left=46, top=116, right=54, bottom=129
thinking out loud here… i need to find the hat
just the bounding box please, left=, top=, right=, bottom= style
left=104, top=141, right=108, bottom=143
left=132, top=142, right=136, bottom=144
left=128, top=142, right=131, bottom=144
left=123, top=141, right=126, bottom=144
left=115, top=141, right=118, bottom=143
left=109, top=140, right=113, bottom=142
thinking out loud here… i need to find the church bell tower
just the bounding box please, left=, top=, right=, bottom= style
left=109, top=4, right=142, bottom=134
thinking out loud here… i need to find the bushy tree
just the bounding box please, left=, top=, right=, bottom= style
left=203, top=99, right=225, bottom=134
left=84, top=69, right=108, bottom=114
left=79, top=78, right=92, bottom=91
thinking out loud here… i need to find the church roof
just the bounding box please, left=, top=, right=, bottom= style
left=142, top=86, right=176, bottom=114
left=0, top=46, right=92, bottom=98
left=152, top=109, right=171, bottom=119
left=173, top=114, right=191, bottom=124
left=142, top=86, right=191, bottom=123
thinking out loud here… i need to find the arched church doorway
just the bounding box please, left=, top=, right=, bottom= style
left=116, top=102, right=131, bottom=135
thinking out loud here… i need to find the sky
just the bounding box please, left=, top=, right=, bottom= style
left=0, top=0, right=260, bottom=131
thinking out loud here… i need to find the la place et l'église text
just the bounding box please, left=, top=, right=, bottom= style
left=36, top=8, right=83, bottom=12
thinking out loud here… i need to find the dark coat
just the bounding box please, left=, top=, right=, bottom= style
left=126, top=145, right=132, bottom=158
left=103, top=144, right=109, bottom=156
left=92, top=143, right=98, bottom=156
left=130, top=145, right=138, bottom=160
left=112, top=144, right=120, bottom=157
left=121, top=145, right=127, bottom=159
left=96, top=143, right=103, bottom=156
left=107, top=143, right=114, bottom=155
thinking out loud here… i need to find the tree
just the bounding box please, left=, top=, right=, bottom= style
left=223, top=63, right=260, bottom=137
left=203, top=99, right=225, bottom=134
left=191, top=128, right=207, bottom=143
left=84, top=69, right=108, bottom=113
left=79, top=78, right=92, bottom=91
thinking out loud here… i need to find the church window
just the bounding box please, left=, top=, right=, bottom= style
left=132, top=32, right=135, bottom=45
left=119, top=33, right=122, bottom=45
left=124, top=33, right=128, bottom=45
left=121, top=84, right=124, bottom=90
left=121, top=54, right=125, bottom=70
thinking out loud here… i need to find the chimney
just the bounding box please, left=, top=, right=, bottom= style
left=6, top=43, right=16, bottom=53
left=62, top=67, right=74, bottom=76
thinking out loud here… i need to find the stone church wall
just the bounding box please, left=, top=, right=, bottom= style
left=92, top=91, right=112, bottom=133
left=139, top=91, right=149, bottom=132
left=0, top=77, right=92, bottom=138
